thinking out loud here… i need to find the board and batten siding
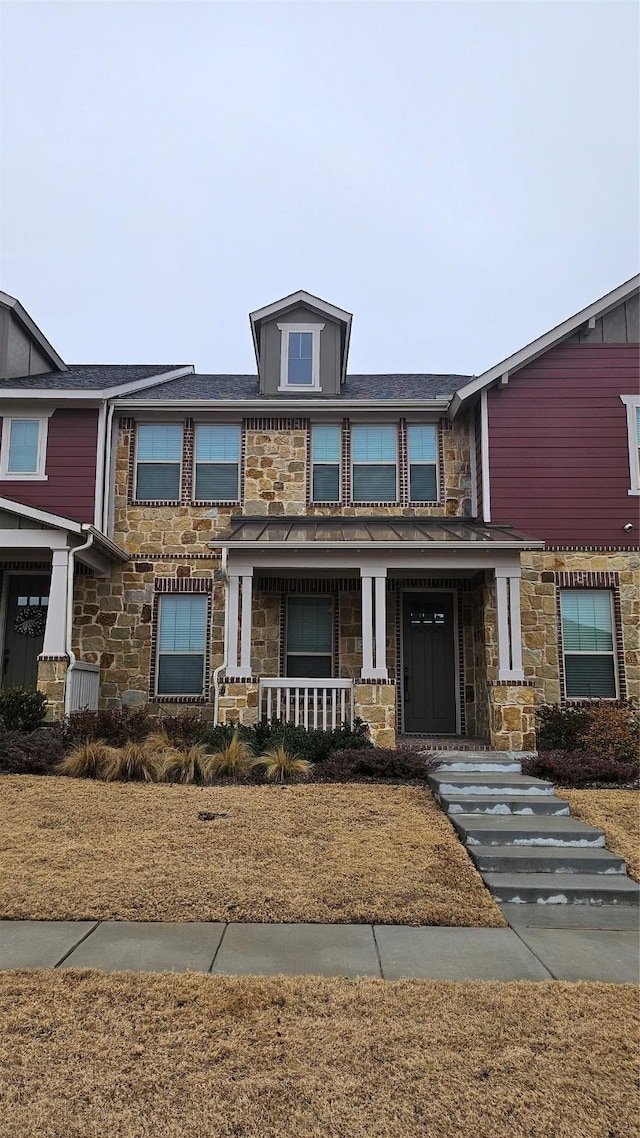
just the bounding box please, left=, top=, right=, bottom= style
left=0, top=408, right=98, bottom=524
left=487, top=342, right=640, bottom=546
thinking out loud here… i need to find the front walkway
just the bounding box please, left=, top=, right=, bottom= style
left=1, top=911, right=637, bottom=982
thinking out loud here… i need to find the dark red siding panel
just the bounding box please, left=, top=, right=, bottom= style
left=0, top=408, right=98, bottom=524
left=474, top=401, right=483, bottom=518
left=488, top=343, right=640, bottom=545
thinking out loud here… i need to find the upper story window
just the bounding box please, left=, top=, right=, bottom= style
left=351, top=425, right=398, bottom=502
left=194, top=425, right=240, bottom=502
left=311, top=424, right=341, bottom=502
left=135, top=424, right=182, bottom=501
left=408, top=424, right=438, bottom=502
left=0, top=417, right=48, bottom=480
left=620, top=396, right=640, bottom=495
left=560, top=589, right=617, bottom=699
left=277, top=323, right=324, bottom=391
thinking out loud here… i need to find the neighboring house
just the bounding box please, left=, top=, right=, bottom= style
left=0, top=280, right=638, bottom=751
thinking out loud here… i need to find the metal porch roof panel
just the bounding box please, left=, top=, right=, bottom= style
left=216, top=516, right=543, bottom=548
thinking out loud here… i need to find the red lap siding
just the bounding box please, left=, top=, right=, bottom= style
left=488, top=343, right=639, bottom=545
left=0, top=408, right=98, bottom=524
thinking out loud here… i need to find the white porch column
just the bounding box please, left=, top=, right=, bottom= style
left=226, top=573, right=240, bottom=674
left=361, top=566, right=388, bottom=680
left=227, top=570, right=253, bottom=679
left=40, top=548, right=69, bottom=658
left=495, top=566, right=525, bottom=681
left=237, top=571, right=253, bottom=678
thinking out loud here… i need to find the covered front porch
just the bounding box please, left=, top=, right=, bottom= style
left=215, top=517, right=542, bottom=752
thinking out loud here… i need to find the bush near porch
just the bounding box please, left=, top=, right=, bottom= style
left=525, top=701, right=640, bottom=787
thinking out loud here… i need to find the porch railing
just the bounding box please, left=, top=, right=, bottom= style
left=67, top=662, right=100, bottom=713
left=258, top=678, right=354, bottom=729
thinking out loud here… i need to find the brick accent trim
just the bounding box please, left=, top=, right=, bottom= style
left=118, top=417, right=134, bottom=430
left=131, top=554, right=220, bottom=562
left=546, top=545, right=639, bottom=552
left=554, top=571, right=627, bottom=703
left=0, top=561, right=50, bottom=571
left=38, top=654, right=69, bottom=662
left=489, top=679, right=536, bottom=687
left=257, top=577, right=360, bottom=594
left=181, top=418, right=194, bottom=504
left=149, top=580, right=213, bottom=703
left=154, top=577, right=213, bottom=593
left=341, top=418, right=350, bottom=504
left=399, top=418, right=409, bottom=507
left=357, top=677, right=396, bottom=685
left=245, top=418, right=309, bottom=431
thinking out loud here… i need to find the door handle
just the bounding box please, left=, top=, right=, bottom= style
left=403, top=666, right=410, bottom=701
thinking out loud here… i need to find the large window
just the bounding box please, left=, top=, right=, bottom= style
left=620, top=396, right=640, bottom=494
left=408, top=424, right=438, bottom=502
left=135, top=424, right=182, bottom=501
left=194, top=425, right=240, bottom=501
left=560, top=589, right=617, bottom=698
left=0, top=417, right=48, bottom=479
left=156, top=594, right=207, bottom=696
left=311, top=425, right=341, bottom=502
left=286, top=597, right=333, bottom=678
left=278, top=323, right=323, bottom=390
left=351, top=425, right=398, bottom=502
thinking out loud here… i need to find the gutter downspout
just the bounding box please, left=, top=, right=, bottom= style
left=212, top=548, right=229, bottom=726
left=101, top=402, right=116, bottom=534
left=93, top=400, right=108, bottom=529
left=63, top=526, right=95, bottom=716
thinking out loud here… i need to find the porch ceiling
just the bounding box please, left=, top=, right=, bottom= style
left=215, top=516, right=544, bottom=551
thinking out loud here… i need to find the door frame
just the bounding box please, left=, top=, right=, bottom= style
left=399, top=587, right=461, bottom=735
left=0, top=570, right=51, bottom=689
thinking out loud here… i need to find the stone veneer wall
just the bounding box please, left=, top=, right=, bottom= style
left=354, top=681, right=396, bottom=747
left=37, top=659, right=68, bottom=720
left=488, top=682, right=536, bottom=753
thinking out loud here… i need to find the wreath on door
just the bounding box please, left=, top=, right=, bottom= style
left=14, top=605, right=47, bottom=638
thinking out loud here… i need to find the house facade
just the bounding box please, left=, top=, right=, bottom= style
left=0, top=280, right=638, bottom=751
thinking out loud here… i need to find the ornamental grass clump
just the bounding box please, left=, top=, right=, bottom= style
left=56, top=741, right=115, bottom=780
left=161, top=743, right=210, bottom=785
left=251, top=746, right=312, bottom=783
left=203, top=730, right=254, bottom=780
left=101, top=741, right=164, bottom=783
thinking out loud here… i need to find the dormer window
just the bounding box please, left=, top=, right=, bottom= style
left=278, top=323, right=324, bottom=391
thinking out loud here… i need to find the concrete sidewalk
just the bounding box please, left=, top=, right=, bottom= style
left=1, top=907, right=638, bottom=983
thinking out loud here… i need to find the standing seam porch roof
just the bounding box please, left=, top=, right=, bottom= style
left=215, top=516, right=544, bottom=549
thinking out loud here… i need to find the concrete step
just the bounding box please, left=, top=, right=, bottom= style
left=440, top=794, right=570, bottom=817
left=484, top=872, right=640, bottom=906
left=428, top=772, right=554, bottom=796
left=434, top=752, right=522, bottom=774
left=469, top=845, right=628, bottom=875
left=451, top=814, right=606, bottom=848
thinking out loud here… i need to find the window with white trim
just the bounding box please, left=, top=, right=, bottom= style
left=311, top=424, right=341, bottom=502
left=351, top=424, right=398, bottom=502
left=278, top=323, right=324, bottom=390
left=156, top=594, right=207, bottom=696
left=0, top=417, right=48, bottom=479
left=560, top=589, right=617, bottom=699
left=135, top=424, right=182, bottom=501
left=620, top=396, right=640, bottom=494
left=286, top=596, right=333, bottom=678
left=407, top=424, right=438, bottom=501
left=194, top=424, right=240, bottom=501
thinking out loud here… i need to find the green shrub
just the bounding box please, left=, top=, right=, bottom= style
left=523, top=750, right=637, bottom=787
left=0, top=687, right=47, bottom=732
left=0, top=725, right=63, bottom=775
left=536, top=704, right=591, bottom=751
left=579, top=703, right=639, bottom=765
left=200, top=717, right=372, bottom=763
left=315, top=747, right=437, bottom=782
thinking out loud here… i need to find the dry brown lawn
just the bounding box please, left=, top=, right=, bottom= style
left=561, top=789, right=640, bottom=881
left=0, top=971, right=637, bottom=1138
left=0, top=776, right=504, bottom=925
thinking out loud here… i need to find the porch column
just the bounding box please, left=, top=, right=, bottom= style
left=495, top=567, right=525, bottom=682
left=360, top=567, right=388, bottom=680
left=227, top=570, right=253, bottom=679
left=40, top=548, right=69, bottom=658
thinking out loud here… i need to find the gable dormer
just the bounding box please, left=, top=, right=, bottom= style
left=0, top=291, right=67, bottom=381
left=249, top=290, right=352, bottom=397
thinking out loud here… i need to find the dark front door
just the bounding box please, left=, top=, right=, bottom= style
left=402, top=592, right=457, bottom=734
left=3, top=575, right=50, bottom=689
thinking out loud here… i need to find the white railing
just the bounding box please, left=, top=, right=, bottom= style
left=259, top=678, right=354, bottom=729
left=67, top=662, right=100, bottom=713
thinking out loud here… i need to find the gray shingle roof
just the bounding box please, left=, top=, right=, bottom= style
left=0, top=364, right=188, bottom=391
left=127, top=372, right=472, bottom=401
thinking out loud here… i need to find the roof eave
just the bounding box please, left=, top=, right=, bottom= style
left=113, top=397, right=452, bottom=413
left=212, top=539, right=545, bottom=552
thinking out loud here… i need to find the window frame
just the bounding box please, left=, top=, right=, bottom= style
left=406, top=421, right=439, bottom=504
left=0, top=416, right=49, bottom=480
left=351, top=422, right=399, bottom=504
left=277, top=322, right=324, bottom=392
left=285, top=594, right=335, bottom=678
left=154, top=592, right=208, bottom=699
left=559, top=588, right=619, bottom=701
left=310, top=423, right=342, bottom=504
left=193, top=423, right=241, bottom=504
left=134, top=422, right=183, bottom=503
left=620, top=395, right=640, bottom=495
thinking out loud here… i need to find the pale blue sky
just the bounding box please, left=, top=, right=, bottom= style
left=1, top=1, right=638, bottom=376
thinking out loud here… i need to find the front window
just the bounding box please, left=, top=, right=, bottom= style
left=560, top=589, right=617, bottom=698
left=311, top=424, right=341, bottom=502
left=0, top=417, right=48, bottom=478
left=135, top=424, right=182, bottom=501
left=157, top=594, right=207, bottom=696
left=286, top=596, right=333, bottom=678
left=194, top=424, right=240, bottom=501
left=278, top=323, right=324, bottom=390
left=408, top=424, right=438, bottom=502
left=351, top=424, right=398, bottom=502
left=620, top=396, right=640, bottom=494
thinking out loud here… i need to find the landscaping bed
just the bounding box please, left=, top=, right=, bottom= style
left=560, top=790, right=640, bottom=882
left=0, top=971, right=636, bottom=1138
left=0, top=777, right=504, bottom=926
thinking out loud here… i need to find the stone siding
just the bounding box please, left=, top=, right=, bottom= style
left=37, top=658, right=68, bottom=720
left=488, top=682, right=536, bottom=753
left=354, top=682, right=396, bottom=748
